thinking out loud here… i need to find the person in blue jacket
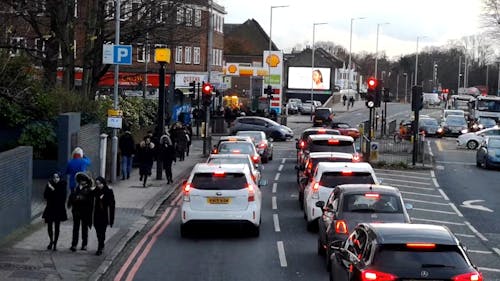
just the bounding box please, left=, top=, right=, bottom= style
left=65, top=147, right=91, bottom=192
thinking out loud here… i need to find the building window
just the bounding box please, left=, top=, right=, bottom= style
left=218, top=49, right=223, bottom=66
left=185, top=46, right=192, bottom=64
left=176, top=7, right=184, bottom=24
left=10, top=37, right=26, bottom=57
left=105, top=0, right=114, bottom=19
left=193, top=47, right=200, bottom=64
left=194, top=9, right=201, bottom=27
left=131, top=1, right=141, bottom=21
left=185, top=8, right=193, bottom=26
left=74, top=0, right=78, bottom=18
left=160, top=2, right=169, bottom=23
left=175, top=46, right=183, bottom=64
left=34, top=38, right=45, bottom=58
left=137, top=44, right=145, bottom=62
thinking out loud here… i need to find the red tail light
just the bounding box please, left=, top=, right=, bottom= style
left=335, top=220, right=348, bottom=234
left=318, top=128, right=326, bottom=133
left=307, top=161, right=313, bottom=170
left=361, top=269, right=397, bottom=281
left=328, top=139, right=340, bottom=145
left=341, top=170, right=353, bottom=175
left=183, top=183, right=192, bottom=202
left=364, top=193, right=380, bottom=199
left=213, top=171, right=225, bottom=177
left=212, top=149, right=218, bottom=154
left=247, top=183, right=255, bottom=202
left=258, top=142, right=267, bottom=148
left=252, top=155, right=260, bottom=163
left=452, top=272, right=483, bottom=281
left=299, top=140, right=305, bottom=148
left=232, top=149, right=241, bottom=153
left=312, top=182, right=320, bottom=191
left=353, top=153, right=361, bottom=162
left=406, top=243, right=436, bottom=249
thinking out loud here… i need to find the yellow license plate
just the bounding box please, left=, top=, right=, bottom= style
left=207, top=197, right=231, bottom=204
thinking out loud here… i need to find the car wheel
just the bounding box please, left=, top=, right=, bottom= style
left=485, top=158, right=491, bottom=169
left=250, top=225, right=260, bottom=237
left=317, top=238, right=325, bottom=256
left=262, top=156, right=268, bottom=164
left=467, top=140, right=478, bottom=150
left=476, top=160, right=481, bottom=167
left=180, top=224, right=189, bottom=238
left=307, top=219, right=318, bottom=232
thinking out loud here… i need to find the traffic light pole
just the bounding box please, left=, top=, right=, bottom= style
left=412, top=110, right=420, bottom=166
left=366, top=107, right=373, bottom=160
left=203, top=104, right=210, bottom=156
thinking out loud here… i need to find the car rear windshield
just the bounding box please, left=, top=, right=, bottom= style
left=342, top=194, right=402, bottom=213
left=218, top=142, right=254, bottom=154
left=373, top=245, right=469, bottom=269
left=312, top=157, right=353, bottom=170
left=315, top=109, right=331, bottom=118
left=207, top=158, right=252, bottom=170
left=191, top=173, right=247, bottom=190
left=237, top=132, right=263, bottom=142
left=319, top=172, right=374, bottom=187
left=310, top=141, right=355, bottom=153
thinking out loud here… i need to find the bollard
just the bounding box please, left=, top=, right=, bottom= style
left=99, top=134, right=108, bottom=178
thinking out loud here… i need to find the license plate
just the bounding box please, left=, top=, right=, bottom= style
left=316, top=120, right=322, bottom=123
left=207, top=197, right=231, bottom=204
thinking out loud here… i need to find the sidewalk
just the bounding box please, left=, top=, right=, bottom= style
left=0, top=139, right=206, bottom=281
left=330, top=98, right=366, bottom=113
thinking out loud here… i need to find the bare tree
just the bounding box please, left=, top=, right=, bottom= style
left=481, top=0, right=500, bottom=40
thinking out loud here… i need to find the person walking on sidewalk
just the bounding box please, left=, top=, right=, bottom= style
left=185, top=125, right=192, bottom=157
left=342, top=94, right=347, bottom=106
left=65, top=147, right=91, bottom=192
left=119, top=130, right=135, bottom=180
left=67, top=172, right=93, bottom=252
left=159, top=132, right=176, bottom=184
left=42, top=172, right=68, bottom=251
left=136, top=136, right=155, bottom=187
left=349, top=96, right=355, bottom=108
left=172, top=123, right=188, bottom=161
left=91, top=176, right=115, bottom=256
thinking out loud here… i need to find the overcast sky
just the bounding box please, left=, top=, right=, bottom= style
left=217, top=0, right=484, bottom=59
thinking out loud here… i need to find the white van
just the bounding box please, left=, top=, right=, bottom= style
left=423, top=93, right=440, bottom=107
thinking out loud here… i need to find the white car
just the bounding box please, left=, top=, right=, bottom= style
left=456, top=126, right=500, bottom=149
left=303, top=162, right=379, bottom=231
left=206, top=153, right=262, bottom=184
left=180, top=163, right=263, bottom=237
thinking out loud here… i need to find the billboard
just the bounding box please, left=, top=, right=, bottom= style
left=288, top=67, right=331, bottom=90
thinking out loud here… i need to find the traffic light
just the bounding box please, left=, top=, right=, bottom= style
left=202, top=82, right=213, bottom=106
left=374, top=80, right=383, bottom=107
left=188, top=81, right=196, bottom=99
left=411, top=85, right=423, bottom=111
left=383, top=88, right=391, bottom=102
left=365, top=77, right=377, bottom=108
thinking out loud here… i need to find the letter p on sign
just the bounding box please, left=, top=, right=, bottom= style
left=112, top=45, right=132, bottom=65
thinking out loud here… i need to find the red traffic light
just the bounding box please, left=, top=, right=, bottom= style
left=367, top=77, right=378, bottom=90
left=202, top=83, right=212, bottom=95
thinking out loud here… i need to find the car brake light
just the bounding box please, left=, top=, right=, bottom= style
left=299, top=140, right=305, bottom=148
left=353, top=153, right=361, bottom=162
left=183, top=183, right=191, bottom=202
left=228, top=137, right=237, bottom=141
left=252, top=155, right=260, bottom=162
left=452, top=272, right=483, bottom=281
left=213, top=171, right=225, bottom=177
left=312, top=182, right=320, bottom=191
left=341, top=170, right=353, bottom=175
left=328, top=139, right=340, bottom=145
left=406, top=243, right=436, bottom=249
left=364, top=193, right=380, bottom=199
left=335, top=220, right=348, bottom=234
left=307, top=161, right=313, bottom=170
left=247, top=183, right=255, bottom=202
left=361, top=269, right=397, bottom=281
left=212, top=149, right=218, bottom=154
left=232, top=149, right=241, bottom=153
left=318, top=128, right=326, bottom=133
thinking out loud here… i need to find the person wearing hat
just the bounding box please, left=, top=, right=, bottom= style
left=136, top=136, right=155, bottom=187
left=67, top=172, right=93, bottom=252
left=65, top=147, right=91, bottom=192
left=42, top=172, right=68, bottom=251
left=91, top=176, right=115, bottom=256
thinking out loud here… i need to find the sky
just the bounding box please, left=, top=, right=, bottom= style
left=217, top=0, right=484, bottom=59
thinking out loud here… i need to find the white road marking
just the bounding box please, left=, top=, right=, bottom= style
left=430, top=170, right=435, bottom=178
left=382, top=178, right=432, bottom=185
left=435, top=160, right=476, bottom=165
left=454, top=233, right=476, bottom=238
left=278, top=164, right=284, bottom=171
left=435, top=165, right=445, bottom=170
left=375, top=169, right=430, bottom=176
left=427, top=141, right=434, bottom=157
left=464, top=221, right=488, bottom=241
left=277, top=241, right=288, bottom=267
left=411, top=207, right=457, bottom=215
left=447, top=203, right=463, bottom=217
left=274, top=173, right=280, bottom=181
left=493, top=247, right=500, bottom=258
left=467, top=249, right=493, bottom=254
left=391, top=184, right=434, bottom=191
left=273, top=214, right=281, bottom=232
left=401, top=191, right=442, bottom=198
left=281, top=158, right=286, bottom=164
left=376, top=173, right=430, bottom=180
left=432, top=178, right=440, bottom=188
left=411, top=217, right=465, bottom=226
left=478, top=267, right=500, bottom=273
left=272, top=183, right=277, bottom=193
left=438, top=189, right=449, bottom=200
left=404, top=198, right=449, bottom=206
left=272, top=196, right=277, bottom=210
left=461, top=200, right=494, bottom=212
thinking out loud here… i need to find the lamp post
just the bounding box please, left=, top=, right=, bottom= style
left=310, top=22, right=327, bottom=120
left=374, top=22, right=389, bottom=79
left=414, top=36, right=426, bottom=86
left=110, top=0, right=122, bottom=183
left=347, top=17, right=365, bottom=91
left=403, top=73, right=408, bottom=103
left=269, top=5, right=289, bottom=52
left=497, top=61, right=500, bottom=96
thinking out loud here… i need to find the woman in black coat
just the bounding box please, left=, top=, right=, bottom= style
left=159, top=133, right=176, bottom=184
left=42, top=172, right=68, bottom=251
left=92, top=176, right=115, bottom=256
left=136, top=136, right=156, bottom=187
left=67, top=172, right=94, bottom=252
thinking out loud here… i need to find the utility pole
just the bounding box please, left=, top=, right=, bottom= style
left=110, top=0, right=121, bottom=183
left=203, top=0, right=214, bottom=156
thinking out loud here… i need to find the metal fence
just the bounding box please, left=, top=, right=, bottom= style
left=360, top=134, right=430, bottom=166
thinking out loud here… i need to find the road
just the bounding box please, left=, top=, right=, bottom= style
left=102, top=104, right=500, bottom=281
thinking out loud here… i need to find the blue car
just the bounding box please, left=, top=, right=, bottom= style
left=476, top=136, right=500, bottom=169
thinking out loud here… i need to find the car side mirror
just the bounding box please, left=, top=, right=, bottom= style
left=258, top=179, right=268, bottom=187
left=404, top=203, right=413, bottom=210
left=315, top=201, right=325, bottom=208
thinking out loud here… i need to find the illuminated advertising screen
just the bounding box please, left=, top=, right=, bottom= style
left=288, top=67, right=331, bottom=90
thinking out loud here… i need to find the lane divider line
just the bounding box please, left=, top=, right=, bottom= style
left=281, top=158, right=286, bottom=164
left=464, top=221, right=488, bottom=242
left=374, top=169, right=429, bottom=176
left=493, top=247, right=500, bottom=258
left=467, top=249, right=493, bottom=254
left=430, top=170, right=436, bottom=178
left=278, top=164, right=284, bottom=172
left=392, top=184, right=434, bottom=191
left=377, top=173, right=431, bottom=180
left=274, top=173, right=280, bottom=181
left=478, top=267, right=500, bottom=273
left=432, top=178, right=440, bottom=188
left=454, top=233, right=476, bottom=238
left=411, top=207, right=457, bottom=215
left=272, top=196, right=277, bottom=210
left=427, top=140, right=434, bottom=157
left=411, top=217, right=465, bottom=226
left=438, top=189, right=449, bottom=200
left=277, top=241, right=288, bottom=267
left=449, top=202, right=464, bottom=217
left=401, top=191, right=442, bottom=198
left=272, top=183, right=277, bottom=193
left=381, top=178, right=432, bottom=185
left=404, top=198, right=449, bottom=206
left=273, top=214, right=281, bottom=232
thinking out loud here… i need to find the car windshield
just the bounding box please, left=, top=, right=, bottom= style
left=479, top=118, right=496, bottom=127
left=420, top=119, right=438, bottom=126
left=236, top=132, right=263, bottom=142
left=315, top=109, right=331, bottom=118
left=343, top=194, right=403, bottom=213
left=310, top=140, right=356, bottom=153
left=218, top=142, right=254, bottom=154
left=319, top=172, right=375, bottom=187
left=312, top=157, right=353, bottom=169
left=207, top=158, right=252, bottom=170
left=489, top=139, right=500, bottom=148
left=373, top=245, right=469, bottom=269
left=445, top=117, right=466, bottom=126
left=191, top=173, right=247, bottom=190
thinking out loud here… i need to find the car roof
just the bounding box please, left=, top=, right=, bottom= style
left=236, top=131, right=265, bottom=135
left=335, top=184, right=401, bottom=194
left=361, top=223, right=457, bottom=245
left=208, top=153, right=251, bottom=160
left=303, top=128, right=339, bottom=133
left=308, top=134, right=354, bottom=142
left=219, top=135, right=253, bottom=142
left=315, top=107, right=331, bottom=111
left=192, top=163, right=250, bottom=174
left=236, top=116, right=274, bottom=122
left=308, top=152, right=354, bottom=159
left=316, top=162, right=374, bottom=174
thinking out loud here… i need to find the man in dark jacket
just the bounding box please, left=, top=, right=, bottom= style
left=92, top=176, right=115, bottom=256
left=67, top=172, right=93, bottom=252
left=42, top=172, right=68, bottom=251
left=159, top=133, right=176, bottom=184
left=119, top=131, right=135, bottom=180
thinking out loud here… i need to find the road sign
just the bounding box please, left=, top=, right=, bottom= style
left=107, top=117, right=122, bottom=129
left=102, top=44, right=133, bottom=65
left=370, top=142, right=379, bottom=161
left=370, top=142, right=379, bottom=151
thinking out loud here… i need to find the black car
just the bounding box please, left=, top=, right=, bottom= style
left=329, top=223, right=483, bottom=281
left=230, top=116, right=293, bottom=141
left=301, top=134, right=359, bottom=167
left=313, top=107, right=334, bottom=127
left=439, top=116, right=468, bottom=137
left=316, top=184, right=412, bottom=269
left=418, top=117, right=440, bottom=136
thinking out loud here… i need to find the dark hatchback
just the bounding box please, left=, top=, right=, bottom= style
left=313, top=107, right=334, bottom=127
left=230, top=116, right=293, bottom=141
left=329, top=223, right=483, bottom=281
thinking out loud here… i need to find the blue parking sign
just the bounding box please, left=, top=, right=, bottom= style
left=113, top=45, right=132, bottom=65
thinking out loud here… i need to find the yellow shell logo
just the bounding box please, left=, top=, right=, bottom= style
left=228, top=64, right=238, bottom=73
left=266, top=54, right=280, bottom=67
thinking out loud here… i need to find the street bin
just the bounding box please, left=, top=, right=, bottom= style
left=212, top=116, right=226, bottom=134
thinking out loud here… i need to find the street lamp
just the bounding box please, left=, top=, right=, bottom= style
left=403, top=73, right=408, bottom=103
left=311, top=22, right=328, bottom=119
left=269, top=5, right=289, bottom=52
left=347, top=17, right=366, bottom=91
left=414, top=36, right=426, bottom=86
left=374, top=22, right=389, bottom=79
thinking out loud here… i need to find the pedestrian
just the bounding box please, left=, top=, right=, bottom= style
left=159, top=132, right=176, bottom=184
left=65, top=147, right=91, bottom=192
left=42, top=172, right=68, bottom=251
left=67, top=172, right=93, bottom=252
left=136, top=136, right=155, bottom=187
left=184, top=125, right=192, bottom=157
left=349, top=96, right=355, bottom=108
left=119, top=130, right=135, bottom=180
left=91, top=176, right=115, bottom=256
left=342, top=94, right=347, bottom=106
left=172, top=123, right=188, bottom=161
